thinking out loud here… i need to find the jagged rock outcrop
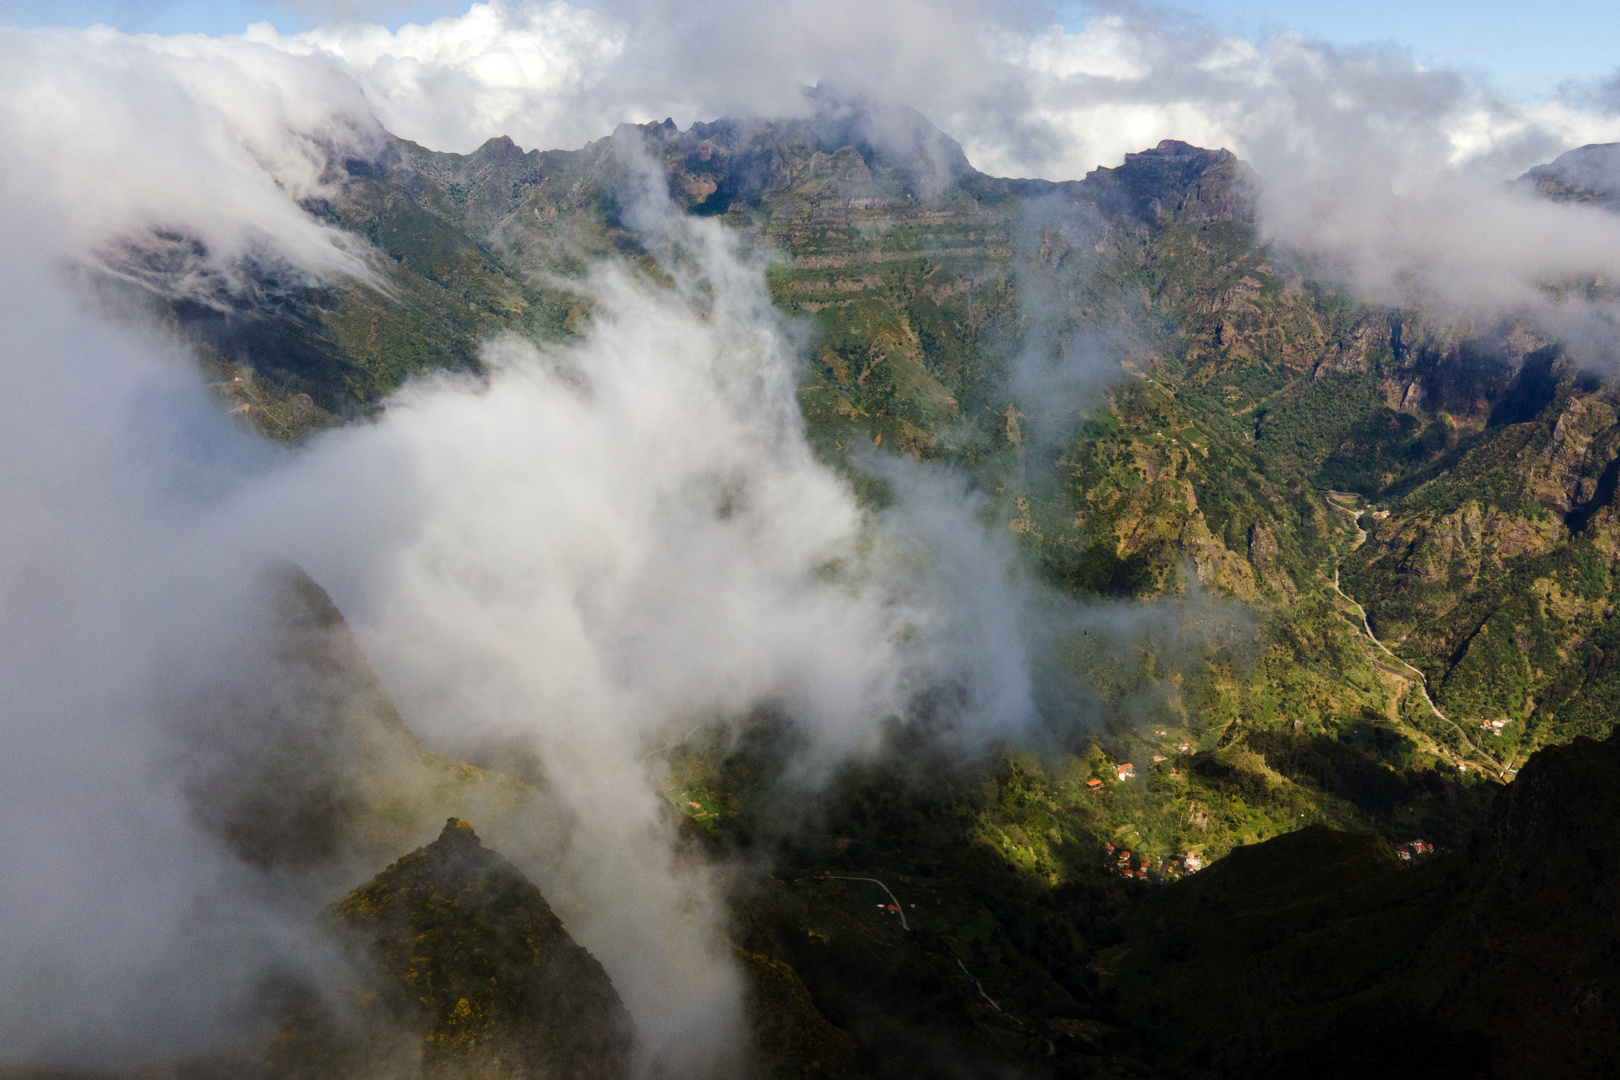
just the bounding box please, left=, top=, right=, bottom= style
left=270, top=819, right=634, bottom=1080
left=1079, top=139, right=1255, bottom=225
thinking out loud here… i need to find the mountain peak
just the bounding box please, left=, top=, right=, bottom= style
left=272, top=820, right=634, bottom=1078
left=1133, top=138, right=1232, bottom=163
left=1519, top=142, right=1620, bottom=206
left=418, top=816, right=499, bottom=890
left=1082, top=135, right=1252, bottom=223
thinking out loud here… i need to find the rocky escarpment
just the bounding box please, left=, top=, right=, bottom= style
left=1340, top=354, right=1620, bottom=744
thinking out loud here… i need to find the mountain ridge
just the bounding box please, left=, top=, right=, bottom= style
left=136, top=97, right=1620, bottom=812
left=1519, top=141, right=1620, bottom=208
left=51, top=99, right=1620, bottom=1077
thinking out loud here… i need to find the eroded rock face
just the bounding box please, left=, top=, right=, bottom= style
left=272, top=819, right=635, bottom=1080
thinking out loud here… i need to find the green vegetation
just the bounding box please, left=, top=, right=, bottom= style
left=645, top=709, right=1607, bottom=1077
left=159, top=101, right=1600, bottom=842
left=71, top=106, right=1620, bottom=1078
left=150, top=100, right=1620, bottom=814
left=268, top=819, right=633, bottom=1080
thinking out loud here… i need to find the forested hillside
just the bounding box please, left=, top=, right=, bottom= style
left=73, top=99, right=1620, bottom=1079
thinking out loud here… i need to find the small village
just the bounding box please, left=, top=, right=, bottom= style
left=1395, top=839, right=1434, bottom=864
left=1081, top=731, right=1445, bottom=883
left=1103, top=842, right=1204, bottom=882
left=1083, top=731, right=1211, bottom=884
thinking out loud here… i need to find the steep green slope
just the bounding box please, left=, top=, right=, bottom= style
left=127, top=98, right=1584, bottom=857
left=1342, top=356, right=1620, bottom=761
left=268, top=819, right=634, bottom=1080
left=175, top=562, right=554, bottom=877
left=119, top=99, right=1620, bottom=874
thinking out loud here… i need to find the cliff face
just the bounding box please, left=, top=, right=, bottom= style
left=270, top=819, right=634, bottom=1080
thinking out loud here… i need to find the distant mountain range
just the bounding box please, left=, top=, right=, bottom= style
left=123, top=99, right=1620, bottom=776
left=1521, top=141, right=1620, bottom=207
left=48, top=100, right=1620, bottom=1079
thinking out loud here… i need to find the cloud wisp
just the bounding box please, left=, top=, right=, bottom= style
left=238, top=0, right=1620, bottom=182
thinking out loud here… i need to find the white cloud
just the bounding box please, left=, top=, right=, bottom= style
left=0, top=25, right=379, bottom=284
left=225, top=2, right=1620, bottom=195
left=1015, top=17, right=1149, bottom=82
left=251, top=1, right=626, bottom=152
left=0, top=35, right=1059, bottom=1066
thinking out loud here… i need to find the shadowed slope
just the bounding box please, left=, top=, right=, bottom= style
left=1109, top=729, right=1620, bottom=1078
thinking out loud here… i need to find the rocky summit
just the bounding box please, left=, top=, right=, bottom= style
left=268, top=819, right=633, bottom=1080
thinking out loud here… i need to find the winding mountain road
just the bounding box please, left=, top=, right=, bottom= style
left=1324, top=493, right=1512, bottom=779
left=824, top=875, right=911, bottom=930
